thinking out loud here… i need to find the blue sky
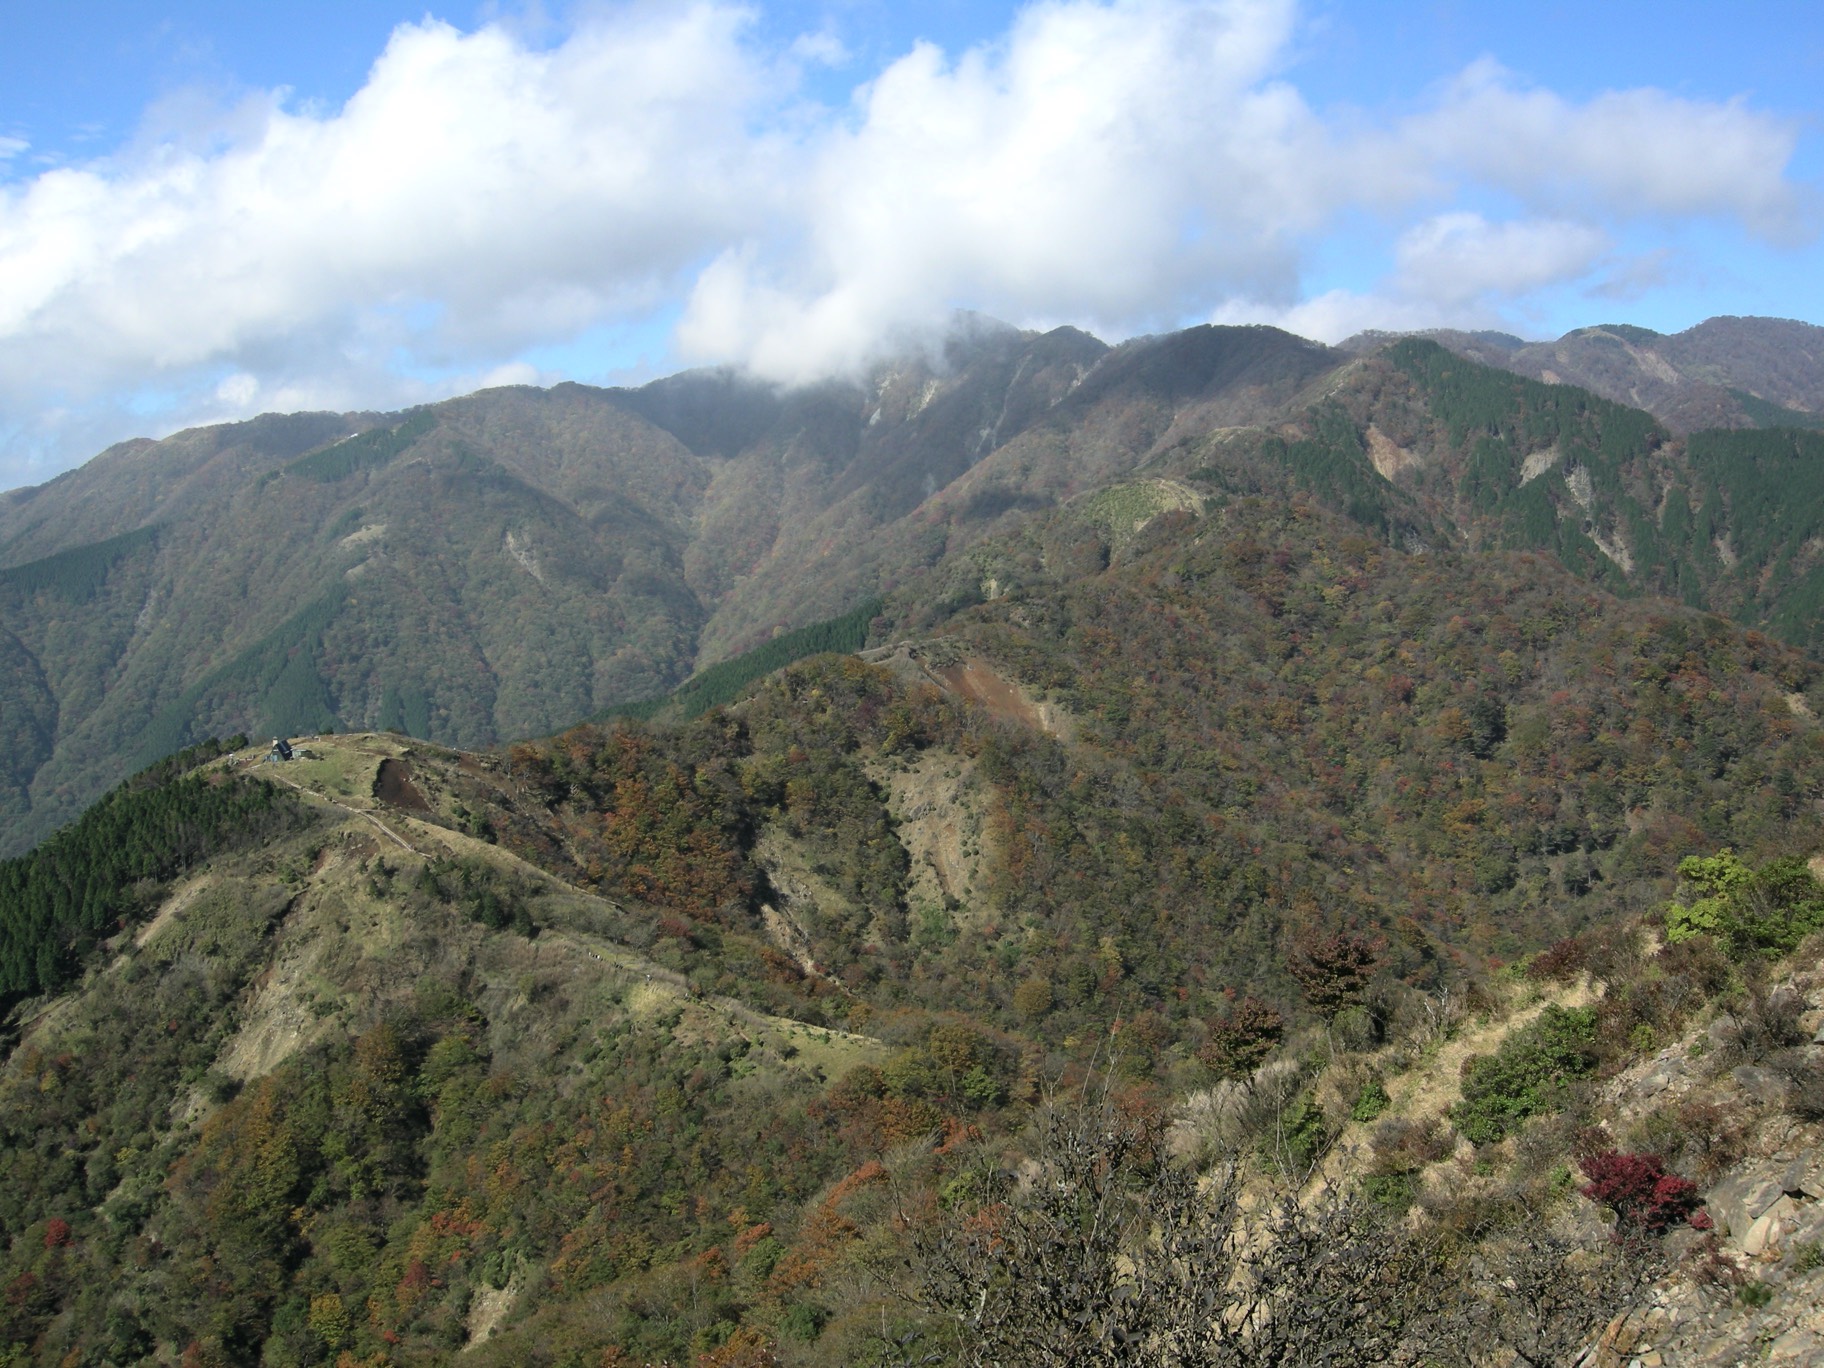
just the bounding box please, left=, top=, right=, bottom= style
left=1, top=0, right=1820, bottom=488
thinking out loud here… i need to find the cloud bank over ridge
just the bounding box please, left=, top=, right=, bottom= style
left=0, top=0, right=1812, bottom=486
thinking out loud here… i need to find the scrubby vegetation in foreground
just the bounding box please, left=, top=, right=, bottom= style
left=0, top=711, right=1819, bottom=1366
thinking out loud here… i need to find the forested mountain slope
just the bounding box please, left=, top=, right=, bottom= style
left=0, top=323, right=1339, bottom=855
left=10, top=312, right=1824, bottom=862
left=2, top=471, right=1823, bottom=1360
left=1342, top=314, right=1824, bottom=433
left=577, top=484, right=1824, bottom=1003
left=1254, top=340, right=1824, bottom=655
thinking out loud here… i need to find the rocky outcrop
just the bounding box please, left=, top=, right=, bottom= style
left=1575, top=958, right=1824, bottom=1366
left=1708, top=1155, right=1824, bottom=1252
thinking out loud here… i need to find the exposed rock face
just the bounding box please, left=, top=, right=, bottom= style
left=1569, top=954, right=1824, bottom=1367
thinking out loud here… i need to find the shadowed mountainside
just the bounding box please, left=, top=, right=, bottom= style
left=0, top=323, right=1341, bottom=854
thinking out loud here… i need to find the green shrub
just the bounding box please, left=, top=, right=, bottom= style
left=1361, top=1171, right=1416, bottom=1214
left=1352, top=1078, right=1391, bottom=1123
left=1452, top=1005, right=1598, bottom=1145
left=778, top=1302, right=827, bottom=1343
left=1665, top=850, right=1824, bottom=959
left=1268, top=1094, right=1331, bottom=1174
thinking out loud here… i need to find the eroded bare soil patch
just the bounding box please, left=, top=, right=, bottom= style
left=374, top=756, right=431, bottom=811
left=929, top=656, right=1072, bottom=738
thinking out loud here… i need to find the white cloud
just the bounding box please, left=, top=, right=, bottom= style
left=214, top=371, right=259, bottom=407
left=477, top=359, right=543, bottom=389
left=1587, top=248, right=1676, bottom=303
left=0, top=4, right=776, bottom=399
left=1216, top=216, right=1634, bottom=342
left=788, top=30, right=849, bottom=67
left=1393, top=213, right=1611, bottom=307
left=0, top=136, right=26, bottom=162
left=679, top=0, right=1391, bottom=379
left=1213, top=289, right=1464, bottom=343
left=0, top=0, right=1813, bottom=487
left=1409, top=60, right=1808, bottom=243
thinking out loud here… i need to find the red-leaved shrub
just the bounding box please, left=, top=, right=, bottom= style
left=1579, top=1150, right=1703, bottom=1235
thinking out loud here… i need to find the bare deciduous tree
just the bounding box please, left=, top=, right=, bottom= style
left=902, top=1081, right=1451, bottom=1367
left=1415, top=1228, right=1661, bottom=1368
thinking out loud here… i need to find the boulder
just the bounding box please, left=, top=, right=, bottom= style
left=1769, top=1328, right=1824, bottom=1364
left=1586, top=1307, right=1657, bottom=1368
left=1788, top=1204, right=1824, bottom=1250
left=1708, top=1168, right=1792, bottom=1240
left=1733, top=1064, right=1790, bottom=1106
left=1637, top=1056, right=1686, bottom=1097
left=1778, top=1152, right=1823, bottom=1200
left=1709, top=1015, right=1739, bottom=1051
left=1742, top=1195, right=1800, bottom=1256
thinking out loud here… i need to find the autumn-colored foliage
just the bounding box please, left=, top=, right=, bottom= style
left=1199, top=995, right=1285, bottom=1079
left=10, top=391, right=1824, bottom=1366
left=1579, top=1151, right=1705, bottom=1236
left=1287, top=933, right=1381, bottom=1021
left=694, top=1327, right=780, bottom=1368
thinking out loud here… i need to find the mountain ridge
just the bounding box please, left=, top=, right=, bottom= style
left=7, top=330, right=1824, bottom=1357
left=1341, top=313, right=1824, bottom=433
left=6, top=312, right=1824, bottom=857
left=0, top=321, right=1346, bottom=854
left=1, top=563, right=1821, bottom=1361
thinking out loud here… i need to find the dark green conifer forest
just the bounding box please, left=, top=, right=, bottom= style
left=0, top=738, right=306, bottom=1004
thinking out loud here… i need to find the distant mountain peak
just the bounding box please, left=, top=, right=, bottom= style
left=1346, top=314, right=1824, bottom=432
